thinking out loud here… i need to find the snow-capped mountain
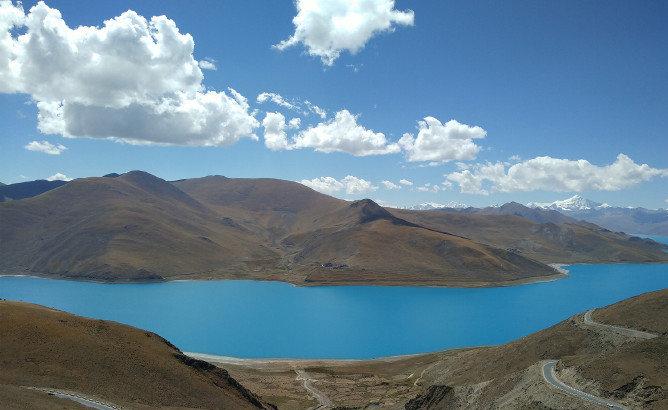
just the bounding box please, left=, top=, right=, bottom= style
left=404, top=201, right=468, bottom=211
left=527, top=195, right=610, bottom=211
left=528, top=195, right=668, bottom=235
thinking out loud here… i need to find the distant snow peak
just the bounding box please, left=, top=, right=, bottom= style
left=404, top=201, right=467, bottom=211
left=527, top=195, right=607, bottom=211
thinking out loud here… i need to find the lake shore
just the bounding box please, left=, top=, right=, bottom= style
left=0, top=267, right=570, bottom=288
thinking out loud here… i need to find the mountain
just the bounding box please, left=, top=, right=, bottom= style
left=460, top=201, right=575, bottom=224
left=0, top=179, right=68, bottom=202
left=392, top=202, right=668, bottom=264
left=174, top=176, right=559, bottom=286
left=1, top=170, right=666, bottom=285
left=0, top=301, right=272, bottom=409
left=403, top=201, right=468, bottom=211
left=528, top=194, right=610, bottom=211
left=529, top=195, right=668, bottom=235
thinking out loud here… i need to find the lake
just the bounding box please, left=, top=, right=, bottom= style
left=1, top=261, right=666, bottom=359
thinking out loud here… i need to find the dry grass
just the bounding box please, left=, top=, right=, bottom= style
left=0, top=301, right=272, bottom=409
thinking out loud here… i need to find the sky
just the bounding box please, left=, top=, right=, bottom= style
left=0, top=0, right=667, bottom=209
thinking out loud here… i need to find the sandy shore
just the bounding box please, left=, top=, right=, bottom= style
left=185, top=351, right=429, bottom=371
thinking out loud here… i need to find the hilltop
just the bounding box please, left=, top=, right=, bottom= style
left=1, top=171, right=666, bottom=286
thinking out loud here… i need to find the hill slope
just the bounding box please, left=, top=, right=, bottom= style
left=392, top=204, right=668, bottom=264
left=0, top=301, right=272, bottom=409
left=0, top=179, right=67, bottom=202
left=403, top=289, right=668, bottom=409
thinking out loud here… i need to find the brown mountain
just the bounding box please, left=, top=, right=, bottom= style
left=392, top=205, right=668, bottom=264
left=0, top=301, right=273, bottom=409
left=1, top=170, right=666, bottom=285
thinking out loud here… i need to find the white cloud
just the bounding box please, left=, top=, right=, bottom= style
left=198, top=58, right=217, bottom=70
left=262, top=111, right=289, bottom=151
left=446, top=154, right=668, bottom=195
left=25, top=140, right=66, bottom=155
left=304, top=100, right=327, bottom=119
left=293, top=109, right=400, bottom=156
left=399, top=117, right=486, bottom=163
left=288, top=117, right=301, bottom=129
left=46, top=172, right=71, bottom=181
left=300, top=175, right=377, bottom=196
left=275, top=0, right=414, bottom=66
left=256, top=92, right=300, bottom=111
left=256, top=92, right=326, bottom=119
left=398, top=178, right=413, bottom=186
left=381, top=180, right=400, bottom=190
left=0, top=1, right=258, bottom=146
left=417, top=183, right=441, bottom=193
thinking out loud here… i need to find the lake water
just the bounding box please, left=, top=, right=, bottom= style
left=1, top=236, right=666, bottom=359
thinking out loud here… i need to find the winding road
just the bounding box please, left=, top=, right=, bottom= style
left=541, top=308, right=659, bottom=409
left=542, top=360, right=627, bottom=410
left=295, top=369, right=333, bottom=409
left=583, top=309, right=658, bottom=339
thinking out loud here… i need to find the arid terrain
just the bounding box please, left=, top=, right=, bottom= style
left=0, top=301, right=273, bottom=409
left=1, top=171, right=665, bottom=286
left=202, top=289, right=668, bottom=409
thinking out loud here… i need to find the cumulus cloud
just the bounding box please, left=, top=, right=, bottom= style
left=381, top=180, right=400, bottom=190
left=46, top=172, right=71, bottom=181
left=446, top=154, right=668, bottom=195
left=262, top=111, right=289, bottom=151
left=288, top=117, right=301, bottom=129
left=293, top=110, right=399, bottom=156
left=300, top=175, right=377, bottom=196
left=399, top=178, right=413, bottom=186
left=25, top=140, right=66, bottom=155
left=0, top=1, right=258, bottom=146
left=275, top=0, right=414, bottom=66
left=399, top=117, right=486, bottom=163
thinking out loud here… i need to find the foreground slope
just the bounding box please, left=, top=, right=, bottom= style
left=218, top=290, right=667, bottom=409
left=0, top=301, right=272, bottom=409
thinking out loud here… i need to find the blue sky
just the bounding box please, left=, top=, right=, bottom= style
left=0, top=0, right=666, bottom=208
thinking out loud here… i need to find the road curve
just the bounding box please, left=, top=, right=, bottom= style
left=295, top=369, right=333, bottom=409
left=583, top=310, right=658, bottom=339
left=28, top=387, right=118, bottom=410
left=542, top=360, right=627, bottom=410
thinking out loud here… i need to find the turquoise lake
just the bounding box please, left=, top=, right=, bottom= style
left=1, top=236, right=667, bottom=359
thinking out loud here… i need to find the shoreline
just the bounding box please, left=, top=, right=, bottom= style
left=2, top=260, right=665, bottom=289
left=0, top=269, right=571, bottom=289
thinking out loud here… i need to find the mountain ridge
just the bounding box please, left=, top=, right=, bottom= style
left=1, top=171, right=666, bottom=285
left=529, top=195, right=668, bottom=235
